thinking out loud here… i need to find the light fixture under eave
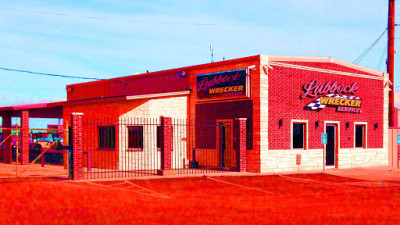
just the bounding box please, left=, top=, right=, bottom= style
left=178, top=71, right=187, bottom=77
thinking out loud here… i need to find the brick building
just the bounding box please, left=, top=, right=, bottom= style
left=61, top=55, right=389, bottom=174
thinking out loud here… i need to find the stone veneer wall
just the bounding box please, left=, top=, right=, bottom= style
left=118, top=96, right=187, bottom=171
left=259, top=55, right=270, bottom=173
left=262, top=148, right=387, bottom=173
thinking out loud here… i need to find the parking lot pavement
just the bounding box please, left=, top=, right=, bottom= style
left=325, top=166, right=400, bottom=182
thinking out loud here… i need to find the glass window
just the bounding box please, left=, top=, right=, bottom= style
left=293, top=123, right=305, bottom=149
left=355, top=125, right=365, bottom=148
left=157, top=126, right=161, bottom=149
left=128, top=126, right=143, bottom=149
left=99, top=126, right=115, bottom=149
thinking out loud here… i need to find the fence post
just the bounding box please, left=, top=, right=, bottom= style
left=236, top=118, right=247, bottom=172
left=158, top=116, right=176, bottom=176
left=71, top=113, right=84, bottom=180
left=2, top=113, right=12, bottom=164
left=20, top=110, right=29, bottom=165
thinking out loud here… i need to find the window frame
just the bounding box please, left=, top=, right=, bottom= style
left=127, top=126, right=144, bottom=152
left=291, top=120, right=308, bottom=150
left=98, top=126, right=116, bottom=150
left=354, top=122, right=367, bottom=149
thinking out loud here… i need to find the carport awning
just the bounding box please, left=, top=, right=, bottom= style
left=0, top=101, right=66, bottom=118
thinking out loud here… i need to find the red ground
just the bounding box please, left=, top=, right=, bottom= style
left=0, top=174, right=399, bottom=224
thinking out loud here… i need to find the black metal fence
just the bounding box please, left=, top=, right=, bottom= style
left=80, top=117, right=240, bottom=179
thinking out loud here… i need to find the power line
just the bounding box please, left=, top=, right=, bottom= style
left=377, top=45, right=387, bottom=71
left=353, top=29, right=387, bottom=65
left=0, top=7, right=277, bottom=28
left=0, top=67, right=102, bottom=80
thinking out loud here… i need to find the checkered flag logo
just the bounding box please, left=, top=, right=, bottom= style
left=304, top=94, right=361, bottom=111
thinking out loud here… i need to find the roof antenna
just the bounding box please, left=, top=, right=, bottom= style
left=210, top=44, right=214, bottom=63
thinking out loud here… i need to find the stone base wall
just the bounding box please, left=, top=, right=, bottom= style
left=260, top=148, right=388, bottom=173
left=337, top=148, right=387, bottom=168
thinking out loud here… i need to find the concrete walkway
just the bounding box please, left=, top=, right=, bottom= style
left=0, top=163, right=68, bottom=178
left=325, top=166, right=400, bottom=182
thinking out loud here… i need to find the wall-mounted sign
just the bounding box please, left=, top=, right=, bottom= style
left=301, top=80, right=362, bottom=113
left=321, top=133, right=327, bottom=144
left=196, top=69, right=249, bottom=101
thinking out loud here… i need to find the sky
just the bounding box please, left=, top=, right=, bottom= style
left=0, top=0, right=399, bottom=107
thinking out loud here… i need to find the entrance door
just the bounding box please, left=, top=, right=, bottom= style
left=217, top=120, right=235, bottom=169
left=326, top=125, right=336, bottom=166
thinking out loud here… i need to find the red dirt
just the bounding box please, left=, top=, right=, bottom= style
left=0, top=174, right=399, bottom=224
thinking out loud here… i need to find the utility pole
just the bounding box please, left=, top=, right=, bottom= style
left=388, top=0, right=396, bottom=127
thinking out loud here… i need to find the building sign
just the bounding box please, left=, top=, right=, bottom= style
left=196, top=69, right=249, bottom=100
left=301, top=79, right=362, bottom=113
left=321, top=133, right=327, bottom=144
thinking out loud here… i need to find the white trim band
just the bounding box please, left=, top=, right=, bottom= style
left=126, top=90, right=190, bottom=100
left=269, top=62, right=384, bottom=80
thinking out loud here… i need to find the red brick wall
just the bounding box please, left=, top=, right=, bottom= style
left=268, top=62, right=384, bottom=150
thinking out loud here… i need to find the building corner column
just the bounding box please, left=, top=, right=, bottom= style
left=384, top=74, right=390, bottom=165
left=71, top=113, right=84, bottom=180
left=236, top=118, right=247, bottom=172
left=259, top=55, right=269, bottom=173
left=158, top=116, right=176, bottom=176
left=20, top=111, right=29, bottom=165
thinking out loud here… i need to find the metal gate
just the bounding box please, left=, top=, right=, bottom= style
left=0, top=126, right=68, bottom=178
left=80, top=117, right=162, bottom=179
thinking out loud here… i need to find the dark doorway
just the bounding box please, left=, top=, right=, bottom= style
left=217, top=119, right=235, bottom=169
left=326, top=125, right=336, bottom=166
left=219, top=125, right=226, bottom=167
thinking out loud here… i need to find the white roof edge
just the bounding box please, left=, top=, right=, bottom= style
left=262, top=54, right=387, bottom=77
left=126, top=90, right=190, bottom=100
